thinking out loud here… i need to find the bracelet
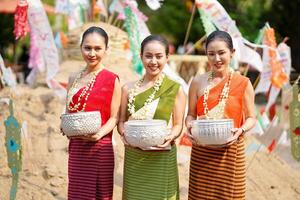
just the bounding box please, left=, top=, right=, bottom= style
left=241, top=127, right=246, bottom=133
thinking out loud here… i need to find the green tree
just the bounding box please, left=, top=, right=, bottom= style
left=139, top=0, right=205, bottom=46
left=0, top=14, right=15, bottom=62
left=264, top=0, right=300, bottom=72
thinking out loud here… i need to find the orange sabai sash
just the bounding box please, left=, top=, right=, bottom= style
left=197, top=72, right=249, bottom=128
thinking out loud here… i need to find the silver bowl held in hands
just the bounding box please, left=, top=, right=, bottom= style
left=124, top=119, right=168, bottom=148
left=191, top=119, right=233, bottom=145
left=61, top=111, right=101, bottom=136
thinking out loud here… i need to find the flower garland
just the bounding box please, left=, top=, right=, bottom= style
left=203, top=71, right=233, bottom=119
left=128, top=73, right=165, bottom=119
left=67, top=68, right=101, bottom=112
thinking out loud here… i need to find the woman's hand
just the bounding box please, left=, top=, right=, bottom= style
left=186, top=122, right=197, bottom=145
left=81, top=133, right=103, bottom=141
left=68, top=131, right=104, bottom=142
left=60, top=127, right=65, bottom=136
left=120, top=134, right=130, bottom=146
left=186, top=115, right=206, bottom=144
left=156, top=134, right=176, bottom=148
left=197, top=115, right=206, bottom=120
left=223, top=127, right=243, bottom=146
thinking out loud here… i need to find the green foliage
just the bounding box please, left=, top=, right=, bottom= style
left=264, top=0, right=300, bottom=71
left=0, top=14, right=15, bottom=62
left=139, top=0, right=205, bottom=45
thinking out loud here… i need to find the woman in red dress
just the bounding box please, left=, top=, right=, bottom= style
left=63, top=26, right=121, bottom=200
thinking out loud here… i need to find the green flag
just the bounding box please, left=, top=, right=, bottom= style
left=124, top=6, right=144, bottom=75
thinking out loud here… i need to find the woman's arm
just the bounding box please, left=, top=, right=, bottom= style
left=60, top=73, right=78, bottom=136
left=229, top=80, right=256, bottom=142
left=240, top=79, right=256, bottom=133
left=117, top=84, right=130, bottom=136
left=158, top=86, right=186, bottom=147
left=185, top=77, right=199, bottom=129
left=65, top=73, right=78, bottom=113
left=84, top=78, right=122, bottom=141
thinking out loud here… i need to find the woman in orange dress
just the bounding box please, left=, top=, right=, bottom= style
left=185, top=30, right=256, bottom=199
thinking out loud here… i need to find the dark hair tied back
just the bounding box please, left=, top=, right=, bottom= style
left=141, top=35, right=169, bottom=55
left=80, top=26, right=109, bottom=48
left=205, top=30, right=233, bottom=51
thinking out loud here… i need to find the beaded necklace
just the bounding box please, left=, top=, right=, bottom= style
left=128, top=73, right=165, bottom=119
left=67, top=67, right=102, bottom=112
left=203, top=71, right=233, bottom=119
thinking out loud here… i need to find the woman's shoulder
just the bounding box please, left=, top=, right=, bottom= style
left=190, top=72, right=209, bottom=87
left=233, top=71, right=248, bottom=81
left=122, top=80, right=137, bottom=91
left=232, top=72, right=249, bottom=85
left=68, top=70, right=81, bottom=82
left=102, top=69, right=119, bottom=78
left=230, top=72, right=250, bottom=93
left=164, top=75, right=181, bottom=86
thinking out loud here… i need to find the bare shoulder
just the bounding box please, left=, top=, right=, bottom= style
left=123, top=80, right=138, bottom=90
left=68, top=71, right=81, bottom=84
left=190, top=73, right=209, bottom=88
left=122, top=80, right=137, bottom=94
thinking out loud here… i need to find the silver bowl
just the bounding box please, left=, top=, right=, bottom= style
left=124, top=119, right=168, bottom=148
left=191, top=119, right=233, bottom=145
left=61, top=111, right=101, bottom=136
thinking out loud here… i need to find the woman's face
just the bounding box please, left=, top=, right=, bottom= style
left=81, top=33, right=107, bottom=68
left=141, top=41, right=168, bottom=77
left=206, top=40, right=234, bottom=73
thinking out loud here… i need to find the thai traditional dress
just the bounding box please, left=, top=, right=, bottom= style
left=188, top=73, right=249, bottom=200
left=123, top=76, right=180, bottom=200
left=67, top=69, right=118, bottom=200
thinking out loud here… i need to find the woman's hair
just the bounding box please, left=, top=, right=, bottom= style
left=141, top=35, right=169, bottom=55
left=205, top=30, right=233, bottom=51
left=80, top=26, right=109, bottom=47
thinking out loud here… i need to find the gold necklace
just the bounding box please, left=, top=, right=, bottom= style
left=203, top=71, right=233, bottom=119
left=67, top=68, right=102, bottom=112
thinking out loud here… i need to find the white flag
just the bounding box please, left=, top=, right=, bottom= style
left=27, top=0, right=66, bottom=99
left=145, top=0, right=163, bottom=10
left=196, top=0, right=263, bottom=72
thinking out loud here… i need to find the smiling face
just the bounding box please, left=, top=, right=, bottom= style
left=141, top=41, right=168, bottom=77
left=206, top=39, right=234, bottom=74
left=81, top=32, right=107, bottom=69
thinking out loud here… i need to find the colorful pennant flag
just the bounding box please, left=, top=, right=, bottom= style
left=196, top=0, right=263, bottom=72
left=55, top=0, right=70, bottom=14
left=27, top=0, right=66, bottom=99
left=4, top=100, right=22, bottom=200
left=0, top=54, right=17, bottom=88
left=13, top=1, right=29, bottom=40
left=198, top=8, right=216, bottom=36
left=263, top=27, right=288, bottom=88
left=124, top=5, right=143, bottom=75
left=289, top=80, right=300, bottom=161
